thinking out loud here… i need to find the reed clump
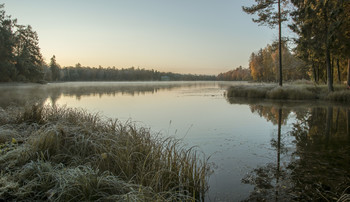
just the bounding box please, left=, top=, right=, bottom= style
left=0, top=105, right=209, bottom=201
left=324, top=90, right=350, bottom=102
left=226, top=84, right=350, bottom=102
left=226, top=85, right=273, bottom=98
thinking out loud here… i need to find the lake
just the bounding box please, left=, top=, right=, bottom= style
left=0, top=81, right=349, bottom=201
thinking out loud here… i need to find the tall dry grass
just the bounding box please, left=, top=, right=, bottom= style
left=226, top=84, right=350, bottom=102
left=0, top=105, right=209, bottom=201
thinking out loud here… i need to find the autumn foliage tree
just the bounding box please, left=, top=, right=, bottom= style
left=217, top=66, right=251, bottom=81
left=249, top=42, right=308, bottom=82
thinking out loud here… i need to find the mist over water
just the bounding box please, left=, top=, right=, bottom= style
left=1, top=81, right=349, bottom=201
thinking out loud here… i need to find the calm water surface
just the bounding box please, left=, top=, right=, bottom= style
left=0, top=81, right=349, bottom=201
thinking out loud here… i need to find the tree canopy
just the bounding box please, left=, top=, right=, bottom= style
left=217, top=66, right=251, bottom=81
left=0, top=4, right=44, bottom=82
left=290, top=0, right=350, bottom=90
left=248, top=41, right=308, bottom=82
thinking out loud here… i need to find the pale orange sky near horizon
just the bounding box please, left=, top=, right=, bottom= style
left=2, top=0, right=287, bottom=75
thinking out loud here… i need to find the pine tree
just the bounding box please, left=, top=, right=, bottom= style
left=50, top=55, right=60, bottom=81
left=290, top=0, right=348, bottom=91
left=242, top=0, right=289, bottom=86
left=0, top=4, right=16, bottom=81
left=13, top=25, right=44, bottom=82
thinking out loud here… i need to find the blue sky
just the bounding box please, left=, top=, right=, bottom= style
left=2, top=0, right=281, bottom=75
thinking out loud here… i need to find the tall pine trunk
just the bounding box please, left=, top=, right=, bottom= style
left=317, top=65, right=320, bottom=83
left=312, top=62, right=318, bottom=84
left=331, top=57, right=334, bottom=81
left=337, top=59, right=341, bottom=84
left=347, top=108, right=350, bottom=140
left=324, top=3, right=334, bottom=92
left=347, top=58, right=350, bottom=88
left=326, top=48, right=334, bottom=91
left=278, top=0, right=282, bottom=86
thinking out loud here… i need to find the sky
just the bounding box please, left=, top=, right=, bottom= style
left=2, top=0, right=281, bottom=75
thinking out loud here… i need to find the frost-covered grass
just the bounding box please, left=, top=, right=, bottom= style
left=0, top=105, right=209, bottom=201
left=226, top=83, right=350, bottom=103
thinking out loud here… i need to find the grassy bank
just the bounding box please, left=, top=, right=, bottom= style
left=0, top=105, right=209, bottom=201
left=226, top=83, right=350, bottom=103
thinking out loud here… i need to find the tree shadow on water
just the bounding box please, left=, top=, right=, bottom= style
left=241, top=105, right=350, bottom=201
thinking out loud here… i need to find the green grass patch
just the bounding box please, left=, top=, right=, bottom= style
left=0, top=105, right=210, bottom=201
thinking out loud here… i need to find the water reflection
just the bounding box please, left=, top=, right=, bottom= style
left=227, top=97, right=350, bottom=201
left=0, top=84, right=48, bottom=108
left=287, top=106, right=350, bottom=200
left=0, top=82, right=221, bottom=108
left=241, top=106, right=290, bottom=201
left=1, top=82, right=349, bottom=200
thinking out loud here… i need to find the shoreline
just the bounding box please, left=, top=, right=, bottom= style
left=0, top=105, right=209, bottom=201
left=226, top=83, right=350, bottom=104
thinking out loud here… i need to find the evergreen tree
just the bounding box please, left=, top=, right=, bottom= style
left=339, top=1, right=350, bottom=87
left=13, top=25, right=44, bottom=82
left=290, top=0, right=348, bottom=91
left=50, top=55, right=60, bottom=81
left=0, top=4, right=45, bottom=82
left=242, top=0, right=290, bottom=86
left=0, top=4, right=16, bottom=82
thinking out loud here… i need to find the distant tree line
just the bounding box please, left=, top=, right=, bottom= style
left=45, top=61, right=216, bottom=82
left=0, top=4, right=215, bottom=83
left=217, top=66, right=251, bottom=81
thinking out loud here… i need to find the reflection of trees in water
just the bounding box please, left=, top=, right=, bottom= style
left=242, top=107, right=292, bottom=201
left=288, top=106, right=350, bottom=200
left=0, top=85, right=48, bottom=108
left=48, top=84, right=180, bottom=101
left=240, top=104, right=350, bottom=201
left=249, top=104, right=290, bottom=125
left=47, top=82, right=217, bottom=105
left=0, top=82, right=217, bottom=108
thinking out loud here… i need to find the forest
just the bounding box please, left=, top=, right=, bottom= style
left=0, top=4, right=215, bottom=83
left=220, top=0, right=350, bottom=90
left=1, top=2, right=349, bottom=86
left=48, top=58, right=216, bottom=82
